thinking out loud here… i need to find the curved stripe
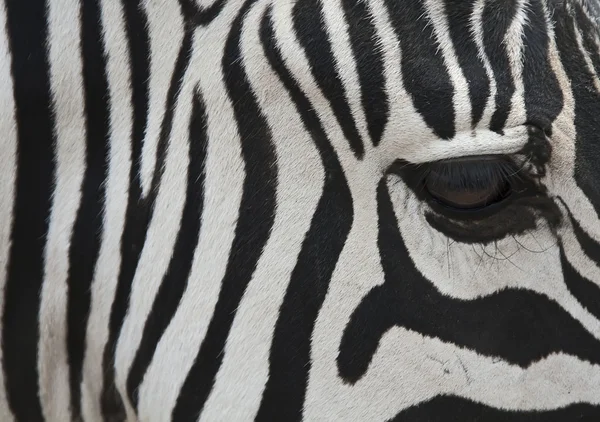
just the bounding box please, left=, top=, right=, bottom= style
left=172, top=0, right=278, bottom=417
left=2, top=0, right=55, bottom=418
left=80, top=0, right=133, bottom=420
left=255, top=5, right=354, bottom=420
left=390, top=396, right=600, bottom=421
left=0, top=0, right=17, bottom=419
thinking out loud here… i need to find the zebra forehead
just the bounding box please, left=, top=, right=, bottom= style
left=262, top=0, right=572, bottom=161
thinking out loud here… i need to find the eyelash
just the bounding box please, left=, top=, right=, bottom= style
left=416, top=156, right=531, bottom=213
left=420, top=158, right=523, bottom=193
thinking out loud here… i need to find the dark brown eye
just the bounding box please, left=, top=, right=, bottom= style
left=423, top=156, right=513, bottom=210
left=425, top=180, right=510, bottom=209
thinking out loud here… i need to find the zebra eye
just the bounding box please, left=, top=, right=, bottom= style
left=423, top=156, right=514, bottom=211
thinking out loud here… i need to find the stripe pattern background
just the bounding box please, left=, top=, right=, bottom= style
left=0, top=0, right=600, bottom=421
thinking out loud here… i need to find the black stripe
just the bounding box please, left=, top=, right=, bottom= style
left=567, top=208, right=600, bottom=269
left=556, top=200, right=600, bottom=321
left=100, top=9, right=193, bottom=418
left=126, top=88, right=208, bottom=410
left=341, top=0, right=388, bottom=146
left=172, top=1, right=278, bottom=418
left=482, top=0, right=518, bottom=133
left=574, top=3, right=600, bottom=84
left=66, top=0, right=111, bottom=419
left=521, top=0, right=562, bottom=133
left=293, top=0, right=365, bottom=157
left=553, top=3, right=600, bottom=218
left=2, top=0, right=54, bottom=420
left=443, top=0, right=490, bottom=129
left=390, top=395, right=600, bottom=421
left=384, top=0, right=455, bottom=139
left=255, top=8, right=353, bottom=421
left=560, top=245, right=600, bottom=321
left=337, top=179, right=600, bottom=384
left=101, top=0, right=152, bottom=417
left=178, top=0, right=227, bottom=26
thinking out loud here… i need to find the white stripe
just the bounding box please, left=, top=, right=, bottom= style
left=139, top=0, right=184, bottom=198
left=81, top=0, right=133, bottom=419
left=544, top=1, right=600, bottom=245
left=574, top=17, right=600, bottom=94
left=504, top=0, right=529, bottom=127
left=368, top=0, right=525, bottom=164
left=136, top=5, right=246, bottom=418
left=307, top=325, right=600, bottom=420
left=470, top=0, right=497, bottom=129
left=271, top=0, right=364, bottom=174
left=39, top=0, right=87, bottom=419
left=0, top=0, right=17, bottom=419
left=366, top=0, right=436, bottom=163
left=195, top=0, right=222, bottom=9
left=305, top=173, right=600, bottom=420
left=200, top=1, right=324, bottom=419
left=423, top=0, right=472, bottom=133
left=113, top=29, right=193, bottom=422
left=557, top=203, right=600, bottom=290
left=319, top=0, right=373, bottom=147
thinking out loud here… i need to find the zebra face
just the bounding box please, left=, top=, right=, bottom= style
left=2, top=0, right=600, bottom=420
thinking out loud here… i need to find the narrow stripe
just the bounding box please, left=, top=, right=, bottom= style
left=126, top=86, right=207, bottom=411
left=574, top=3, right=600, bottom=87
left=99, top=0, right=154, bottom=416
left=366, top=0, right=445, bottom=161
left=567, top=209, right=600, bottom=270
left=444, top=0, right=490, bottom=129
left=557, top=210, right=600, bottom=292
left=521, top=0, right=562, bottom=131
left=112, top=28, right=194, bottom=421
left=482, top=0, right=518, bottom=133
left=560, top=246, right=600, bottom=324
left=65, top=0, right=111, bottom=419
left=0, top=0, right=17, bottom=419
left=134, top=28, right=244, bottom=422
left=557, top=200, right=600, bottom=320
left=255, top=8, right=353, bottom=421
left=2, top=0, right=54, bottom=419
left=200, top=2, right=323, bottom=419
left=341, top=0, right=388, bottom=146
left=573, top=4, right=600, bottom=94
left=554, top=3, right=600, bottom=217
left=293, top=0, right=365, bottom=158
left=139, top=0, right=184, bottom=197
left=172, top=0, right=278, bottom=417
left=544, top=0, right=600, bottom=249
left=383, top=0, right=455, bottom=139
left=503, top=0, right=528, bottom=128
left=423, top=0, right=472, bottom=134
left=178, top=0, right=227, bottom=26
left=38, top=0, right=88, bottom=419
left=81, top=0, right=133, bottom=419
left=470, top=0, right=497, bottom=129
left=320, top=0, right=373, bottom=147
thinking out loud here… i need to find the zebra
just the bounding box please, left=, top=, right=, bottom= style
left=1, top=0, right=600, bottom=420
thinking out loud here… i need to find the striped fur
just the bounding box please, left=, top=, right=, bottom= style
left=1, top=0, right=600, bottom=420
